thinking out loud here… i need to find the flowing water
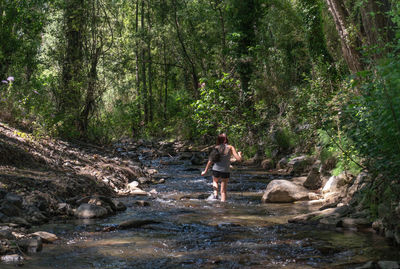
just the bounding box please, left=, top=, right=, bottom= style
left=10, top=153, right=400, bottom=268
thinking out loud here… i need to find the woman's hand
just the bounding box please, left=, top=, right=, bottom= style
left=201, top=170, right=207, bottom=176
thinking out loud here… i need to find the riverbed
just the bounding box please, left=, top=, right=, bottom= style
left=9, top=155, right=400, bottom=268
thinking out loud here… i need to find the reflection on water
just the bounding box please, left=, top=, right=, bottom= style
left=12, top=157, right=399, bottom=268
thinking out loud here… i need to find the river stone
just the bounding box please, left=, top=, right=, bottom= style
left=31, top=231, right=58, bottom=243
left=4, top=193, right=23, bottom=208
left=88, top=196, right=117, bottom=213
left=322, top=173, right=348, bottom=194
left=1, top=254, right=23, bottom=263
left=75, top=203, right=108, bottom=219
left=261, top=159, right=274, bottom=170
left=262, top=180, right=310, bottom=203
left=127, top=181, right=139, bottom=189
left=0, top=228, right=14, bottom=240
left=377, top=261, right=400, bottom=269
left=112, top=200, right=127, bottom=211
left=287, top=156, right=313, bottom=175
left=340, top=218, right=371, bottom=229
left=179, top=152, right=193, bottom=160
left=276, top=157, right=288, bottom=169
left=134, top=200, right=150, bottom=207
left=118, top=219, right=160, bottom=229
left=0, top=200, right=21, bottom=217
left=8, top=217, right=31, bottom=228
left=288, top=208, right=339, bottom=223
left=303, top=161, right=322, bottom=190
left=18, top=237, right=43, bottom=253
left=130, top=189, right=148, bottom=196
left=190, top=152, right=204, bottom=165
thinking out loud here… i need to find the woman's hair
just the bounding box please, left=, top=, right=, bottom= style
left=216, top=133, right=228, bottom=145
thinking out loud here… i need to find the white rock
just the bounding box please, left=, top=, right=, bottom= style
left=262, top=180, right=310, bottom=203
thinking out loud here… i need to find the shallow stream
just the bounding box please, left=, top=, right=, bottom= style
left=11, top=154, right=400, bottom=268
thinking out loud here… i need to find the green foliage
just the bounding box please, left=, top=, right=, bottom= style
left=341, top=54, right=400, bottom=178
left=191, top=74, right=242, bottom=137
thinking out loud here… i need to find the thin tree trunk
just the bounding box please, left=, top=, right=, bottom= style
left=325, top=0, right=364, bottom=73
left=61, top=0, right=85, bottom=114
left=147, top=1, right=153, bottom=122
left=141, top=0, right=148, bottom=124
left=163, top=40, right=169, bottom=121
left=79, top=0, right=100, bottom=137
left=134, top=0, right=141, bottom=135
left=360, top=0, right=394, bottom=60
left=172, top=0, right=199, bottom=97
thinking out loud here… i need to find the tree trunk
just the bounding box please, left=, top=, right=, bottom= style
left=172, top=0, right=199, bottom=97
left=360, top=0, right=394, bottom=60
left=141, top=0, right=148, bottom=124
left=61, top=0, right=85, bottom=115
left=147, top=1, right=153, bottom=123
left=134, top=0, right=141, bottom=136
left=325, top=0, right=364, bottom=73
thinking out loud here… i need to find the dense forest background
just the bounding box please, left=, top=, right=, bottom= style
left=1, top=0, right=400, bottom=220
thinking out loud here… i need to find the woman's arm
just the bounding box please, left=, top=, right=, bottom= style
left=231, top=146, right=242, bottom=162
left=201, top=160, right=213, bottom=176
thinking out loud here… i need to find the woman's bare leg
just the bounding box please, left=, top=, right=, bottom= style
left=220, top=178, right=228, bottom=202
left=212, top=177, right=219, bottom=198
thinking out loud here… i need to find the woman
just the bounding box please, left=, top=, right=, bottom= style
left=201, top=133, right=242, bottom=202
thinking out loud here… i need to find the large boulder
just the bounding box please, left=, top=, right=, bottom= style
left=75, top=203, right=109, bottom=219
left=277, top=157, right=289, bottom=169
left=287, top=156, right=313, bottom=175
left=18, top=237, right=43, bottom=253
left=303, top=161, right=322, bottom=190
left=262, top=179, right=310, bottom=203
left=261, top=159, right=274, bottom=170
left=322, top=173, right=348, bottom=194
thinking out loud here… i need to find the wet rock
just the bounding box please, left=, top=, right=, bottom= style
left=179, top=152, right=193, bottom=160
left=287, top=156, right=313, bottom=175
left=127, top=181, right=139, bottom=189
left=138, top=177, right=152, bottom=184
left=0, top=200, right=21, bottom=217
left=303, top=161, right=322, bottom=190
left=118, top=219, right=160, bottom=229
left=88, top=196, right=117, bottom=213
left=57, top=203, right=73, bottom=215
left=8, top=217, right=31, bottom=228
left=112, top=200, right=127, bottom=211
left=357, top=261, right=400, bottom=269
left=261, top=159, right=274, bottom=170
left=308, top=192, right=323, bottom=200
left=130, top=189, right=148, bottom=196
left=75, top=203, right=109, bottom=219
left=377, top=261, right=400, bottom=269
left=31, top=231, right=58, bottom=243
left=340, top=218, right=371, bottom=229
left=1, top=254, right=23, bottom=263
left=322, top=173, right=348, bottom=194
left=277, top=157, right=288, bottom=169
left=29, top=211, right=48, bottom=225
left=288, top=208, right=339, bottom=223
left=319, top=216, right=341, bottom=227
left=355, top=261, right=374, bottom=269
left=191, top=152, right=204, bottom=165
left=262, top=179, right=310, bottom=203
left=372, top=219, right=384, bottom=233
left=160, top=160, right=184, bottom=165
left=134, top=200, right=150, bottom=207
left=0, top=227, right=14, bottom=240
left=4, top=193, right=23, bottom=208
left=18, top=237, right=43, bottom=253
left=145, top=168, right=158, bottom=175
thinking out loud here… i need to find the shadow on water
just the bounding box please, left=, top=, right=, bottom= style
left=10, top=156, right=399, bottom=268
